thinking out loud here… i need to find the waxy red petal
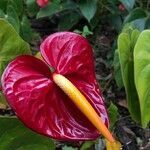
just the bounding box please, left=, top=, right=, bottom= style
left=41, top=32, right=109, bottom=135
left=2, top=32, right=109, bottom=140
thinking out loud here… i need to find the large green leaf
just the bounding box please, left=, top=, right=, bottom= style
left=134, top=30, right=150, bottom=127
left=118, top=29, right=141, bottom=122
left=0, top=19, right=31, bottom=79
left=77, top=0, right=98, bottom=22
left=0, top=117, right=55, bottom=150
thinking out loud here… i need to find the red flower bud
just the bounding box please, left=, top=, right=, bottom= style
left=36, top=0, right=49, bottom=7
left=119, top=4, right=125, bottom=11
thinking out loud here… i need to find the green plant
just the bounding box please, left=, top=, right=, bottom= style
left=134, top=30, right=150, bottom=127
left=0, top=0, right=36, bottom=42
left=74, top=25, right=93, bottom=37
left=117, top=27, right=150, bottom=127
left=35, top=0, right=101, bottom=31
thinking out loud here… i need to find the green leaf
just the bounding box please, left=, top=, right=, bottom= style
left=77, top=0, right=98, bottom=22
left=58, top=11, right=81, bottom=31
left=20, top=16, right=33, bottom=42
left=89, top=3, right=101, bottom=30
left=80, top=141, right=96, bottom=150
left=62, top=146, right=77, bottom=150
left=0, top=91, right=8, bottom=109
left=0, top=19, right=31, bottom=79
left=0, top=0, right=7, bottom=12
left=0, top=117, right=55, bottom=150
left=7, top=0, right=22, bottom=17
left=118, top=29, right=141, bottom=122
left=131, top=18, right=146, bottom=31
left=37, top=0, right=77, bottom=18
left=119, top=0, right=135, bottom=11
left=11, top=0, right=24, bottom=16
left=113, top=50, right=124, bottom=89
left=108, top=14, right=122, bottom=32
left=0, top=9, right=5, bottom=17
left=82, top=25, right=93, bottom=37
left=6, top=5, right=20, bottom=32
left=134, top=30, right=150, bottom=127
left=26, top=0, right=39, bottom=17
left=108, top=103, right=119, bottom=129
left=107, top=0, right=119, bottom=14
left=145, top=17, right=150, bottom=29
left=124, top=8, right=147, bottom=24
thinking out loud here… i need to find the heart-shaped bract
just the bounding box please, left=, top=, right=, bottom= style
left=2, top=32, right=109, bottom=141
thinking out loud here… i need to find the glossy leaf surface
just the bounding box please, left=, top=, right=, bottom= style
left=134, top=30, right=150, bottom=127
left=2, top=32, right=109, bottom=140
left=0, top=117, right=55, bottom=150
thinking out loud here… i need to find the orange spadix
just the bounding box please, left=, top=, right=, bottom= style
left=53, top=73, right=115, bottom=142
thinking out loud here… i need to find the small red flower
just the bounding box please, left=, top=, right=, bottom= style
left=1, top=32, right=112, bottom=141
left=119, top=4, right=125, bottom=11
left=36, top=0, right=49, bottom=7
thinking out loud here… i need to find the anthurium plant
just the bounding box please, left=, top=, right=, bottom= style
left=117, top=27, right=150, bottom=127
left=0, top=18, right=122, bottom=149
left=1, top=31, right=113, bottom=141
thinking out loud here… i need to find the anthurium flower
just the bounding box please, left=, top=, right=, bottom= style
left=1, top=32, right=114, bottom=142
left=36, top=0, right=49, bottom=7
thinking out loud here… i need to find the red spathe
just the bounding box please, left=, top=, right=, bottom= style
left=36, top=0, right=49, bottom=7
left=2, top=32, right=109, bottom=141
